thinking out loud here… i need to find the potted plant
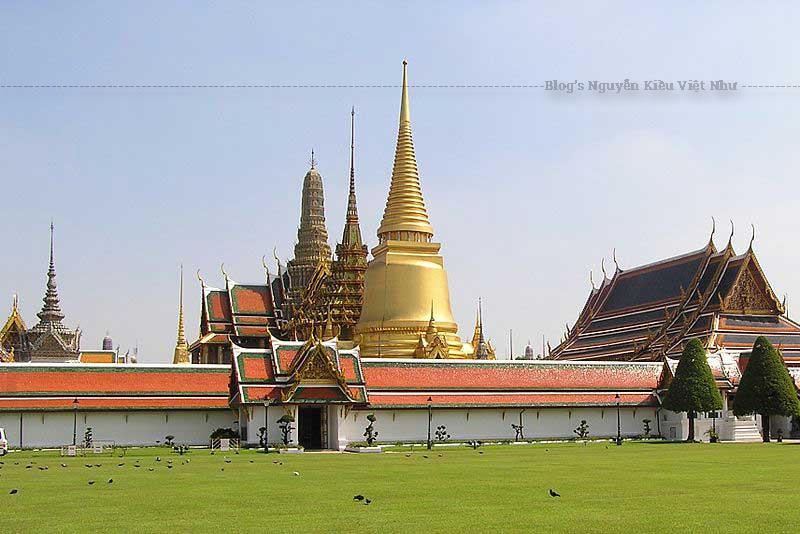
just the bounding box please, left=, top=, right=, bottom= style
left=705, top=427, right=719, bottom=443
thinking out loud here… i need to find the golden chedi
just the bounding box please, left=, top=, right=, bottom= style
left=356, top=60, right=469, bottom=358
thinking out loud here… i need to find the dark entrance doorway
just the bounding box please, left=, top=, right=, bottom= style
left=298, top=407, right=323, bottom=449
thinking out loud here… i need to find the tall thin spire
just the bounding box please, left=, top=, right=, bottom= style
left=377, top=59, right=434, bottom=241
left=173, top=264, right=190, bottom=364
left=35, top=221, right=66, bottom=329
left=340, top=107, right=364, bottom=246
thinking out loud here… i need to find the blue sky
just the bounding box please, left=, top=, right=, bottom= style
left=2, top=2, right=800, bottom=361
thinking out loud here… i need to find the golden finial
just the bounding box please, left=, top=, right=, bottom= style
left=310, top=149, right=316, bottom=169
left=376, top=59, right=434, bottom=240
left=173, top=264, right=190, bottom=365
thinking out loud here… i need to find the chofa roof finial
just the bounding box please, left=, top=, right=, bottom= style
left=709, top=216, right=716, bottom=247
left=601, top=258, right=608, bottom=279
left=612, top=248, right=620, bottom=271
left=727, top=219, right=735, bottom=248
left=749, top=223, right=755, bottom=251
left=589, top=270, right=596, bottom=290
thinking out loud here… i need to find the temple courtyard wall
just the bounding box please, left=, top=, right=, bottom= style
left=0, top=409, right=237, bottom=448
left=241, top=405, right=662, bottom=450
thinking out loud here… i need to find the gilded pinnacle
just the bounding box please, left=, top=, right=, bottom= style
left=377, top=60, right=434, bottom=240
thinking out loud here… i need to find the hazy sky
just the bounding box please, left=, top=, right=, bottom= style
left=3, top=3, right=800, bottom=362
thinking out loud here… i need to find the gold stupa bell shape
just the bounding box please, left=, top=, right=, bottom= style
left=356, top=60, right=468, bottom=358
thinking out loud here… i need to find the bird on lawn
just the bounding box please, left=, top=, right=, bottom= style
left=353, top=495, right=364, bottom=501
left=364, top=499, right=372, bottom=505
left=220, top=468, right=225, bottom=472
left=478, top=451, right=484, bottom=455
left=167, top=465, right=173, bottom=469
left=9, top=489, right=18, bottom=495
left=88, top=480, right=95, bottom=485
left=249, top=460, right=254, bottom=464
left=94, top=464, right=102, bottom=468
left=118, top=463, right=125, bottom=467
left=38, top=466, right=48, bottom=471
left=61, top=464, right=67, bottom=468
left=272, top=461, right=279, bottom=464
left=108, top=479, right=113, bottom=484
left=549, top=489, right=561, bottom=498
left=25, top=465, right=32, bottom=469
left=224, top=459, right=232, bottom=464
left=155, top=457, right=161, bottom=462
left=293, top=471, right=300, bottom=476
left=422, top=455, right=429, bottom=459
left=404, top=454, right=411, bottom=458
left=148, top=468, right=155, bottom=472
left=133, top=465, right=141, bottom=469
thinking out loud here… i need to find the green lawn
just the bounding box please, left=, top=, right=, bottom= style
left=0, top=442, right=797, bottom=533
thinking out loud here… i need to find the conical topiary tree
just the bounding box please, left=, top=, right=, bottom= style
left=663, top=339, right=722, bottom=442
left=733, top=336, right=800, bottom=442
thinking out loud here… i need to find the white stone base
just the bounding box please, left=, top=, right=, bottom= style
left=344, top=446, right=383, bottom=453
left=278, top=447, right=304, bottom=454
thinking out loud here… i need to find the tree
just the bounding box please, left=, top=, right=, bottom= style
left=733, top=336, right=800, bottom=442
left=573, top=420, right=589, bottom=439
left=277, top=415, right=295, bottom=446
left=363, top=414, right=378, bottom=446
left=663, top=339, right=722, bottom=442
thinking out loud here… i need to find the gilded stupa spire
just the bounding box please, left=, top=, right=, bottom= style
left=173, top=265, right=190, bottom=365
left=377, top=60, right=434, bottom=242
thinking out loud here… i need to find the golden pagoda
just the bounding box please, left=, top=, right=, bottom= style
left=355, top=60, right=468, bottom=358
left=172, top=265, right=190, bottom=365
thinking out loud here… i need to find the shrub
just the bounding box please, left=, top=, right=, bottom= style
left=164, top=435, right=175, bottom=447
left=363, top=414, right=378, bottom=446
left=277, top=414, right=295, bottom=446
left=511, top=423, right=524, bottom=441
left=84, top=427, right=93, bottom=447
left=642, top=419, right=652, bottom=438
left=573, top=420, right=589, bottom=439
left=435, top=425, right=450, bottom=442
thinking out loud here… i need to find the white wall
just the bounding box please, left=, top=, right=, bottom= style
left=336, top=406, right=660, bottom=447
left=0, top=410, right=237, bottom=448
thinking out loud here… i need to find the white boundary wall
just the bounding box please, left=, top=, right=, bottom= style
left=239, top=405, right=660, bottom=449
left=0, top=410, right=237, bottom=448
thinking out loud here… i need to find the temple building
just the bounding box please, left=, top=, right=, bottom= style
left=355, top=60, right=471, bottom=358
left=4, top=61, right=799, bottom=450
left=285, top=153, right=332, bottom=323
left=550, top=227, right=800, bottom=362
left=319, top=109, right=369, bottom=343
left=189, top=114, right=370, bottom=361
left=21, top=224, right=81, bottom=362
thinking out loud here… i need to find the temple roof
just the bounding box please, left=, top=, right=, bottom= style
left=552, top=238, right=795, bottom=361
left=0, top=363, right=230, bottom=411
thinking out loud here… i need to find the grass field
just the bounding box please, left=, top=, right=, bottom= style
left=1, top=441, right=798, bottom=533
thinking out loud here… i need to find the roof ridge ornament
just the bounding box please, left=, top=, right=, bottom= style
left=727, top=219, right=735, bottom=250
left=749, top=223, right=755, bottom=251
left=612, top=248, right=621, bottom=272
left=589, top=270, right=596, bottom=290
left=708, top=216, right=716, bottom=248
left=601, top=258, right=608, bottom=279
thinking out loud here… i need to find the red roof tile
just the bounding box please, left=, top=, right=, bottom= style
left=367, top=392, right=657, bottom=408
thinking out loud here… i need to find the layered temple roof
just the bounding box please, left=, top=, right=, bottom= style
left=0, top=364, right=230, bottom=411
left=231, top=337, right=368, bottom=405
left=196, top=275, right=280, bottom=342
left=551, top=236, right=800, bottom=362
